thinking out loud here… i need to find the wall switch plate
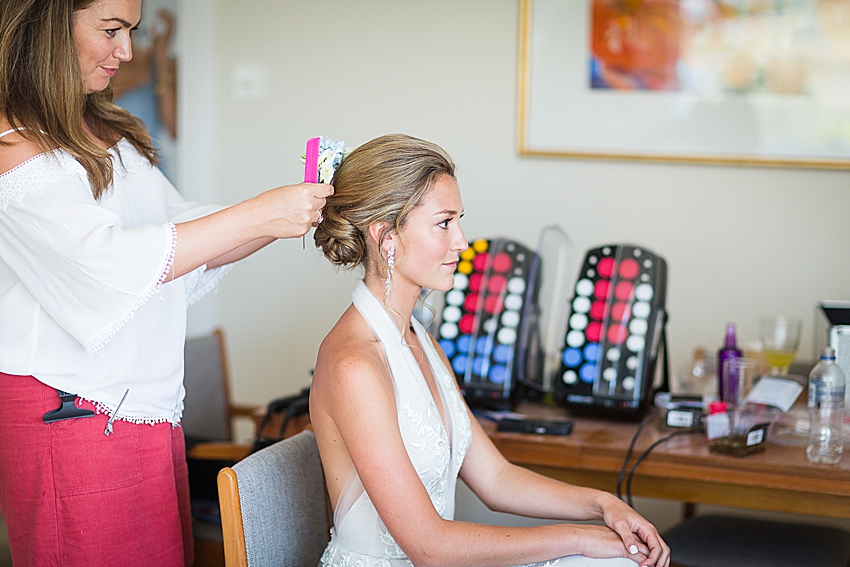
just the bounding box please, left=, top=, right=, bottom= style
left=231, top=64, right=266, bottom=101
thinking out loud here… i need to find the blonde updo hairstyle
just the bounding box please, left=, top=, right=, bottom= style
left=314, top=134, right=455, bottom=280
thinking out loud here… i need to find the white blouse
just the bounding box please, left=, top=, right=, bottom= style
left=0, top=139, right=231, bottom=424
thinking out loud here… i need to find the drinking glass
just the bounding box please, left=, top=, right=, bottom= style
left=722, top=357, right=759, bottom=406
left=759, top=316, right=802, bottom=376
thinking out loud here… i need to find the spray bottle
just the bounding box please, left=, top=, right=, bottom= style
left=717, top=323, right=742, bottom=403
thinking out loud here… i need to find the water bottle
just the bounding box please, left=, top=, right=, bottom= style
left=806, top=347, right=846, bottom=464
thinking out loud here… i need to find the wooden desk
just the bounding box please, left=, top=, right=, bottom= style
left=484, top=402, right=850, bottom=519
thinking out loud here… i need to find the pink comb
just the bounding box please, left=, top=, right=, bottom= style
left=304, top=137, right=320, bottom=183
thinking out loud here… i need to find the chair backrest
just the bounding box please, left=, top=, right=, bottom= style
left=183, top=328, right=233, bottom=442
left=217, top=430, right=330, bottom=567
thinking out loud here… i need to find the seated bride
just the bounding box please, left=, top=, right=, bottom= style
left=310, top=133, right=669, bottom=567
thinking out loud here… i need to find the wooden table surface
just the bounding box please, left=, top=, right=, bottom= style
left=483, top=401, right=850, bottom=519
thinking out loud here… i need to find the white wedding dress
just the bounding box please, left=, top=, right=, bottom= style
left=319, top=282, right=637, bottom=567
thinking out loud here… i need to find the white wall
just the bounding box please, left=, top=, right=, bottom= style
left=184, top=0, right=850, bottom=533
left=197, top=0, right=850, bottom=406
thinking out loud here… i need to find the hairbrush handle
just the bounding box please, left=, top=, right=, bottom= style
left=304, top=137, right=320, bottom=183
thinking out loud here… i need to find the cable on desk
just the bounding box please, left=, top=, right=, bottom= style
left=616, top=413, right=656, bottom=502
left=624, top=429, right=701, bottom=508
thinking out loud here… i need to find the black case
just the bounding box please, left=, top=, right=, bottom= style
left=496, top=418, right=573, bottom=436
left=431, top=238, right=541, bottom=410
left=552, top=244, right=668, bottom=419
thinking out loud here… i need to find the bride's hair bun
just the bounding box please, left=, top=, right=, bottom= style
left=314, top=133, right=455, bottom=270
left=313, top=205, right=367, bottom=267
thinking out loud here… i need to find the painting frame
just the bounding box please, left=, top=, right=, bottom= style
left=517, top=0, right=850, bottom=170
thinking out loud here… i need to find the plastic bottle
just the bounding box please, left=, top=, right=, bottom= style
left=717, top=324, right=743, bottom=403
left=806, top=347, right=846, bottom=465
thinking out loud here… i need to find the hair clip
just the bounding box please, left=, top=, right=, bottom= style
left=104, top=389, right=129, bottom=436
left=43, top=390, right=95, bottom=423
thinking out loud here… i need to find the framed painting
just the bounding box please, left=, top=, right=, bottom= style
left=517, top=0, right=850, bottom=169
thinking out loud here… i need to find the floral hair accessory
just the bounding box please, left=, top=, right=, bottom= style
left=301, top=137, right=352, bottom=184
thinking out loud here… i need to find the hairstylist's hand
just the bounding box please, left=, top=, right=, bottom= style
left=599, top=494, right=670, bottom=567
left=259, top=182, right=333, bottom=239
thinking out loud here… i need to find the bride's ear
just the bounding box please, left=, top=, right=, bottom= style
left=366, top=222, right=385, bottom=249
left=366, top=222, right=396, bottom=253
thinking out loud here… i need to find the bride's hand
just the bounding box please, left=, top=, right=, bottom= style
left=599, top=494, right=670, bottom=567
left=568, top=524, right=649, bottom=564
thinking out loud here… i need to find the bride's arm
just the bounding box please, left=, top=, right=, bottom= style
left=311, top=334, right=653, bottom=567
left=460, top=414, right=668, bottom=566
left=422, top=336, right=669, bottom=567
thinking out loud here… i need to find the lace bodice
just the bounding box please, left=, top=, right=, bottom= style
left=320, top=282, right=472, bottom=567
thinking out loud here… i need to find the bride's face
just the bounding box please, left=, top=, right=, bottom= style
left=391, top=175, right=468, bottom=293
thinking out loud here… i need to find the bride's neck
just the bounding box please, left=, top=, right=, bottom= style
left=362, top=276, right=421, bottom=331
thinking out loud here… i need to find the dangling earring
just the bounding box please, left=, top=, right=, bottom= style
left=384, top=247, right=395, bottom=302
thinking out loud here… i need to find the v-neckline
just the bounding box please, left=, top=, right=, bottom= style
left=354, top=283, right=453, bottom=449
left=406, top=321, right=452, bottom=447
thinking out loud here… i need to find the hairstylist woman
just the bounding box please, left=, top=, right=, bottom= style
left=0, top=1, right=332, bottom=565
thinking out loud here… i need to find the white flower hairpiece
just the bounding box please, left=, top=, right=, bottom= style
left=301, top=137, right=352, bottom=184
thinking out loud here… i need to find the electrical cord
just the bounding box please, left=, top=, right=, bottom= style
left=615, top=323, right=671, bottom=502
left=616, top=413, right=656, bottom=502
left=624, top=429, right=701, bottom=508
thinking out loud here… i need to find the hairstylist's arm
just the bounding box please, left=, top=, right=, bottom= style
left=171, top=182, right=332, bottom=278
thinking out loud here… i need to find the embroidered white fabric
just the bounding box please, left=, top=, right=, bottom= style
left=319, top=283, right=638, bottom=567
left=0, top=151, right=85, bottom=212
left=319, top=282, right=471, bottom=567
left=0, top=139, right=230, bottom=424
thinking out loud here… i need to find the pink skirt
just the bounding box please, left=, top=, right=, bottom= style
left=0, top=373, right=193, bottom=567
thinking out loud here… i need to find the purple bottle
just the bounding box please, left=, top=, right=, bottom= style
left=717, top=323, right=743, bottom=403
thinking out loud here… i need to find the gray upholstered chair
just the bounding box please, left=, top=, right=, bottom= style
left=663, top=514, right=850, bottom=567
left=183, top=328, right=260, bottom=565
left=217, top=429, right=330, bottom=567
left=183, top=328, right=257, bottom=456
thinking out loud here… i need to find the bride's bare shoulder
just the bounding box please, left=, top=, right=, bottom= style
left=0, top=121, right=48, bottom=175
left=314, top=305, right=387, bottom=389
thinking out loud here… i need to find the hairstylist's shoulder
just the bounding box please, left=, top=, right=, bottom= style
left=0, top=124, right=45, bottom=175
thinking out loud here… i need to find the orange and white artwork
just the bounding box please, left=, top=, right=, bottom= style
left=590, top=0, right=850, bottom=97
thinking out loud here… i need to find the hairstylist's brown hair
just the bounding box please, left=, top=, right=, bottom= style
left=0, top=0, right=157, bottom=199
left=314, top=134, right=456, bottom=277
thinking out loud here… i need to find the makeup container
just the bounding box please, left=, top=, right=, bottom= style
left=706, top=402, right=770, bottom=458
